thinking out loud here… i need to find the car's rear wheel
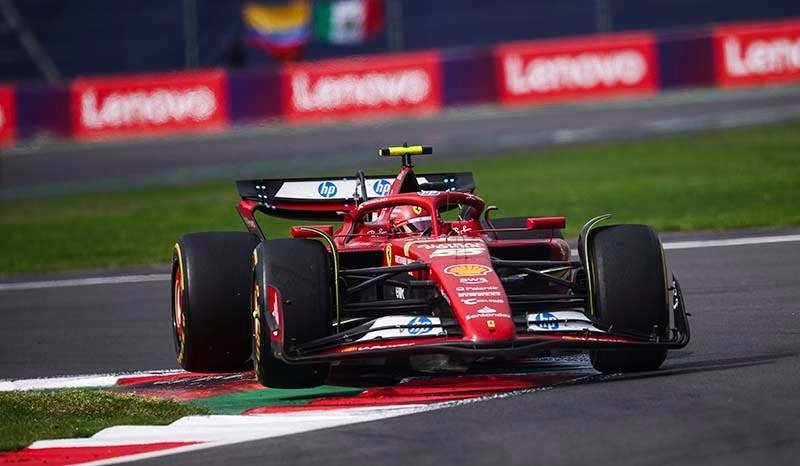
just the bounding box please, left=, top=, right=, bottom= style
left=253, top=238, right=332, bottom=388
left=172, top=232, right=258, bottom=372
left=587, top=224, right=669, bottom=373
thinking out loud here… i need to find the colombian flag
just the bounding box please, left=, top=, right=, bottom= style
left=243, top=1, right=311, bottom=60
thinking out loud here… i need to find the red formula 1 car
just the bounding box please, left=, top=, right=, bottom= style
left=171, top=145, right=690, bottom=388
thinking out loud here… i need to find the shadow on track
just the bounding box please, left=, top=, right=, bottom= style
left=567, top=352, right=798, bottom=387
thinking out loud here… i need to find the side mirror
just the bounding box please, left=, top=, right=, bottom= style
left=291, top=225, right=334, bottom=238
left=526, top=217, right=566, bottom=230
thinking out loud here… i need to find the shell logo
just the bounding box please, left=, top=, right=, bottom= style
left=444, top=264, right=491, bottom=277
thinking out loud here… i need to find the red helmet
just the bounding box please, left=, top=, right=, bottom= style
left=390, top=205, right=432, bottom=234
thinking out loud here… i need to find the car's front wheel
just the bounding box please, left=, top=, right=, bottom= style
left=252, top=238, right=332, bottom=388
left=587, top=224, right=669, bottom=373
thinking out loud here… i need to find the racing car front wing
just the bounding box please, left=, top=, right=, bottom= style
left=279, top=275, right=690, bottom=364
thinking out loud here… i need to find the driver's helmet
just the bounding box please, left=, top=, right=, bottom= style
left=390, top=205, right=432, bottom=234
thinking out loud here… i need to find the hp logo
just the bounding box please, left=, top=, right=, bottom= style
left=317, top=181, right=338, bottom=198
left=408, top=316, right=433, bottom=335
left=373, top=179, right=391, bottom=196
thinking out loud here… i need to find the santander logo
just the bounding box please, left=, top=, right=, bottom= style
left=291, top=69, right=431, bottom=112
left=503, top=50, right=648, bottom=94
left=724, top=36, right=800, bottom=77
left=80, top=86, right=217, bottom=129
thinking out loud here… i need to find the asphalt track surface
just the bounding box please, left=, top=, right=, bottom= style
left=3, top=85, right=800, bottom=199
left=1, top=230, right=799, bottom=465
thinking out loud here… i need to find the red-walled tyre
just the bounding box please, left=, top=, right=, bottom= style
left=587, top=224, right=669, bottom=373
left=253, top=239, right=332, bottom=388
left=172, top=232, right=258, bottom=372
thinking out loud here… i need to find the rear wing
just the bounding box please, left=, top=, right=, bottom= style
left=237, top=172, right=475, bottom=220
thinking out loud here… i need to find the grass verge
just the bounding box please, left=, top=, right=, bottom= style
left=0, top=389, right=208, bottom=451
left=1, top=121, right=799, bottom=274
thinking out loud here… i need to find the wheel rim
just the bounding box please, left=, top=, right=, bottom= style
left=172, top=264, right=186, bottom=358
left=253, top=282, right=262, bottom=367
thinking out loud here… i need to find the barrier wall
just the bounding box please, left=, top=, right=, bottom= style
left=494, top=33, right=658, bottom=105
left=228, top=68, right=282, bottom=123
left=70, top=70, right=228, bottom=140
left=280, top=52, right=442, bottom=122
left=441, top=48, right=496, bottom=107
left=0, top=86, right=15, bottom=147
left=712, top=19, right=800, bottom=87
left=657, top=29, right=715, bottom=89
left=15, top=84, right=71, bottom=140
left=6, top=18, right=800, bottom=146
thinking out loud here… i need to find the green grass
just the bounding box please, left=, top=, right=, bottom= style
left=0, top=389, right=208, bottom=451
left=1, top=121, right=799, bottom=274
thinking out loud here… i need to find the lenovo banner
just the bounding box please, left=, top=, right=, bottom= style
left=0, top=86, right=15, bottom=147
left=281, top=52, right=442, bottom=121
left=70, top=70, right=228, bottom=139
left=713, top=20, right=800, bottom=87
left=494, top=33, right=658, bottom=105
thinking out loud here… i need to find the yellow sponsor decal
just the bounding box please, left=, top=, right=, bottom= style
left=385, top=244, right=392, bottom=265
left=253, top=284, right=262, bottom=365
left=487, top=320, right=496, bottom=329
left=444, top=264, right=492, bottom=277
left=412, top=205, right=423, bottom=215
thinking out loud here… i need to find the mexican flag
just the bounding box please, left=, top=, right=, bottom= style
left=313, top=0, right=384, bottom=45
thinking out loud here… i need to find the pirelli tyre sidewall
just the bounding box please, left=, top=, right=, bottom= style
left=587, top=224, right=669, bottom=373
left=253, top=238, right=331, bottom=388
left=172, top=232, right=258, bottom=372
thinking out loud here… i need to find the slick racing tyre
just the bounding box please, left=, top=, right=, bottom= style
left=172, top=232, right=258, bottom=372
left=483, top=217, right=565, bottom=240
left=587, top=225, right=669, bottom=373
left=253, top=238, right=332, bottom=388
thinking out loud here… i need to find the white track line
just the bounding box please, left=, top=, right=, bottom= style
left=0, top=369, right=186, bottom=392
left=0, top=273, right=169, bottom=291
left=661, top=234, right=800, bottom=250
left=0, top=375, right=120, bottom=392
left=569, top=233, right=800, bottom=257
left=1, top=233, right=799, bottom=292
left=30, top=406, right=432, bottom=448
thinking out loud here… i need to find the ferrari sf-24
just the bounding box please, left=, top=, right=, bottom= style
left=171, top=145, right=690, bottom=388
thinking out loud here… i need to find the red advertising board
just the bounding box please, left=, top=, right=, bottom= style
left=281, top=52, right=442, bottom=121
left=713, top=19, right=800, bottom=87
left=70, top=70, right=228, bottom=139
left=494, top=33, right=658, bottom=105
left=0, top=86, right=16, bottom=147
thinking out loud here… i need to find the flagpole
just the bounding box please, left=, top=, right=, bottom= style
left=182, top=0, right=199, bottom=68
left=594, top=0, right=613, bottom=33
left=386, top=0, right=404, bottom=51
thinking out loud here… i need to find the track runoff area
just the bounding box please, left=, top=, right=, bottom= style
left=1, top=230, right=798, bottom=465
